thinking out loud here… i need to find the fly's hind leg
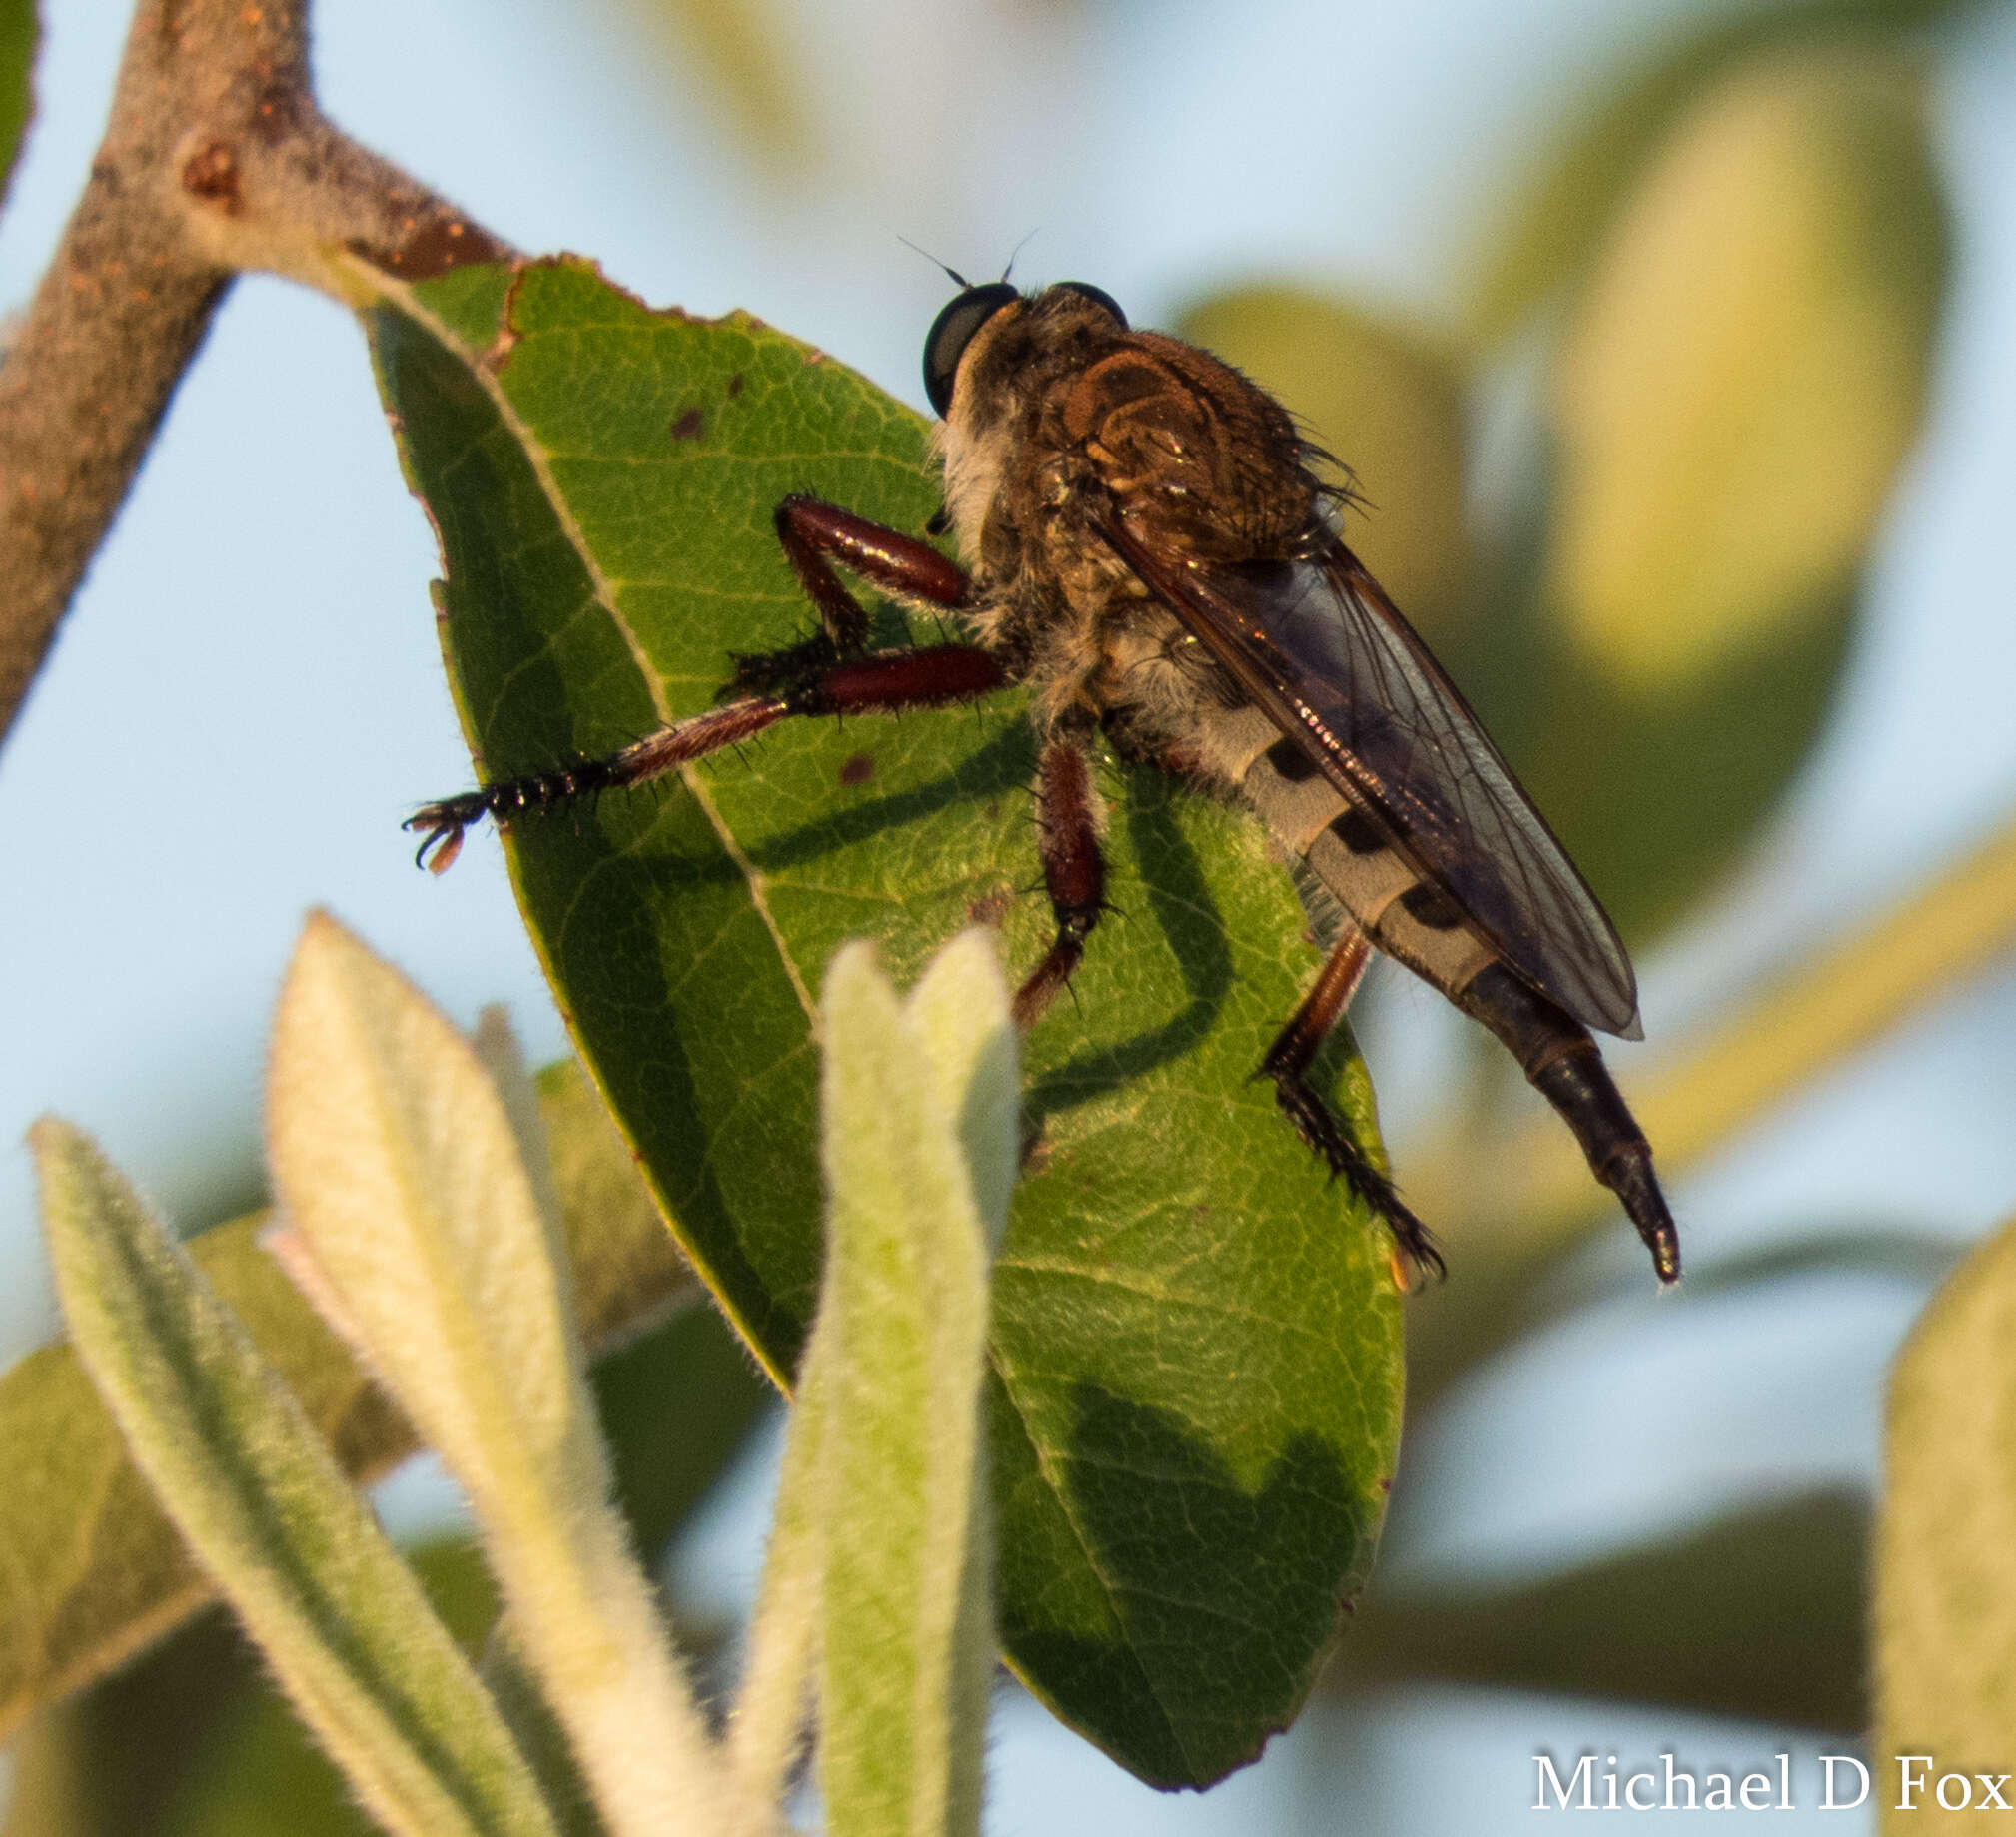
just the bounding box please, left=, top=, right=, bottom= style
left=1260, top=930, right=1445, bottom=1285
left=1012, top=732, right=1111, bottom=1030
left=731, top=495, right=970, bottom=693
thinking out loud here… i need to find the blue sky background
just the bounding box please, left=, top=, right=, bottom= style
left=3, top=0, right=2016, bottom=1827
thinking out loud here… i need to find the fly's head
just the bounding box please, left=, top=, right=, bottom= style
left=923, top=281, right=1130, bottom=568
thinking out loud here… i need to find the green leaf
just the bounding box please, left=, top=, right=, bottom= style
left=265, top=914, right=750, bottom=1837
left=367, top=257, right=1405, bottom=1787
left=0, top=1614, right=246, bottom=1837
left=0, top=0, right=35, bottom=208
left=813, top=938, right=1005, bottom=1837
left=1467, top=0, right=1980, bottom=343
left=1545, top=43, right=1947, bottom=696
left=1460, top=34, right=1953, bottom=941
left=478, top=1624, right=611, bottom=1837
left=3, top=1309, right=762, bottom=1837
left=0, top=1059, right=697, bottom=1747
left=32, top=1120, right=560, bottom=1837
left=1877, top=1208, right=2016, bottom=1796
left=1338, top=1489, right=1868, bottom=1732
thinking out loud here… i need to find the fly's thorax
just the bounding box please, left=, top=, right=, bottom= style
left=1222, top=704, right=1497, bottom=1000
left=1064, top=333, right=1316, bottom=565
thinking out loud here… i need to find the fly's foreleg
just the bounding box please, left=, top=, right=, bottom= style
left=733, top=495, right=972, bottom=692
left=1012, top=735, right=1110, bottom=1029
left=1454, top=963, right=1680, bottom=1286
left=1260, top=932, right=1445, bottom=1285
left=407, top=645, right=1006, bottom=871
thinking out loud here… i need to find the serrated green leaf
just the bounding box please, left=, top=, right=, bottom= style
left=0, top=1059, right=698, bottom=1748
left=366, top=256, right=1405, bottom=1787
left=32, top=1120, right=560, bottom=1837
left=0, top=0, right=36, bottom=209
left=1339, top=1489, right=1868, bottom=1731
left=1877, top=1208, right=2016, bottom=1812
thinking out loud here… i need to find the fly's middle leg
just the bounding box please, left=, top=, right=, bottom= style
left=1261, top=930, right=1445, bottom=1284
left=1012, top=733, right=1111, bottom=1029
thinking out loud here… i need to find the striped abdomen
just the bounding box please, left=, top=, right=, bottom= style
left=1215, top=705, right=1496, bottom=999
left=1217, top=704, right=1677, bottom=1279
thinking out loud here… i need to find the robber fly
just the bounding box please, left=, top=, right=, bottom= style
left=409, top=279, right=1680, bottom=1288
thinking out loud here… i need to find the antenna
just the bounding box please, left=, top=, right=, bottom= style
left=897, top=236, right=971, bottom=290
left=999, top=229, right=1040, bottom=283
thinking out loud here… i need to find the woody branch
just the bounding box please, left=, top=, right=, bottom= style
left=0, top=0, right=510, bottom=752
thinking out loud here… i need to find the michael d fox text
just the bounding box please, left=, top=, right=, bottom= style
left=1533, top=1751, right=2016, bottom=1812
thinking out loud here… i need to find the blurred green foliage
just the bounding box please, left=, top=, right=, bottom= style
left=0, top=0, right=33, bottom=208
left=1338, top=1489, right=1871, bottom=1731
left=1467, top=0, right=1986, bottom=341
left=619, top=0, right=808, bottom=161
left=1546, top=43, right=1946, bottom=695
left=1878, top=1207, right=2016, bottom=1810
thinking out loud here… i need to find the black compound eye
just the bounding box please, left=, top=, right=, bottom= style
left=922, top=282, right=1020, bottom=418
left=1054, top=282, right=1128, bottom=328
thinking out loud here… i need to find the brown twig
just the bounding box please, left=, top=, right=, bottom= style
left=0, top=0, right=511, bottom=753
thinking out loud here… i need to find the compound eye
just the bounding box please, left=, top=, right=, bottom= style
left=922, top=282, right=1020, bottom=418
left=1054, top=282, right=1128, bottom=329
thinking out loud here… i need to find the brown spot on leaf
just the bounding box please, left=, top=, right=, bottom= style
left=838, top=751, right=875, bottom=786
left=670, top=406, right=705, bottom=442
left=727, top=374, right=745, bottom=399
left=181, top=143, right=240, bottom=214
left=966, top=885, right=1014, bottom=927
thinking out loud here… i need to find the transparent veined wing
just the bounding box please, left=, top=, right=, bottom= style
left=1098, top=517, right=1641, bottom=1038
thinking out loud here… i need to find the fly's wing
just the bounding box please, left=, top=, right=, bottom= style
left=1097, top=518, right=1641, bottom=1038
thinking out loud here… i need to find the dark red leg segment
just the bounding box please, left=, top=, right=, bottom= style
left=408, top=644, right=1006, bottom=871
left=1454, top=963, right=1680, bottom=1285
left=1260, top=933, right=1445, bottom=1284
left=1012, top=737, right=1109, bottom=1029
left=777, top=496, right=969, bottom=623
